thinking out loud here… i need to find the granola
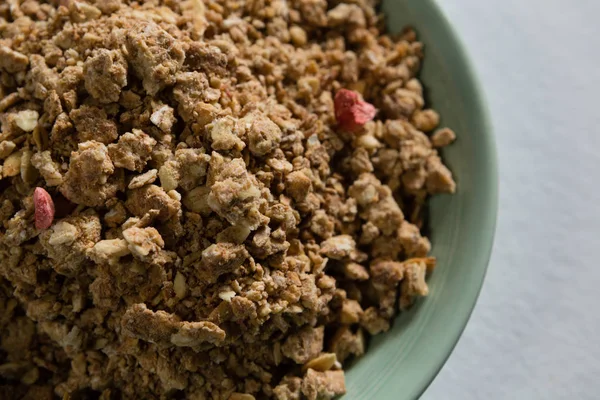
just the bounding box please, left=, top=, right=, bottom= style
left=0, top=0, right=456, bottom=399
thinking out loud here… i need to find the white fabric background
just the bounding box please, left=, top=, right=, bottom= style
left=422, top=1, right=600, bottom=399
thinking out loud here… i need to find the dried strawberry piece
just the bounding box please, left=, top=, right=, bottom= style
left=334, top=89, right=377, bottom=132
left=34, top=187, right=55, bottom=230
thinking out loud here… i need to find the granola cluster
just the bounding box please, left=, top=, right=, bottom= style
left=0, top=0, right=456, bottom=399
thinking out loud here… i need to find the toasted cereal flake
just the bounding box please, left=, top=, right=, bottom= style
left=128, top=169, right=158, bottom=189
left=15, top=110, right=39, bottom=132
left=158, top=161, right=180, bottom=191
left=218, top=290, right=236, bottom=302
left=2, top=150, right=22, bottom=177
left=0, top=46, right=29, bottom=73
left=0, top=141, right=16, bottom=159
left=173, top=272, right=187, bottom=299
left=182, top=185, right=212, bottom=214
left=319, top=235, right=356, bottom=260
left=88, top=239, right=131, bottom=265
left=303, top=353, right=337, bottom=372
left=167, top=189, right=181, bottom=201
left=30, top=151, right=62, bottom=186
left=150, top=104, right=176, bottom=133
left=122, top=226, right=164, bottom=259
left=20, top=149, right=39, bottom=184
left=48, top=221, right=79, bottom=246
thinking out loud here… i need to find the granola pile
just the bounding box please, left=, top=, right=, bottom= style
left=0, top=0, right=456, bottom=399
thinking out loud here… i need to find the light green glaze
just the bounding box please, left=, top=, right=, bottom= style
left=343, top=0, right=498, bottom=399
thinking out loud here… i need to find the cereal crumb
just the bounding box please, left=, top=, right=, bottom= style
left=108, top=129, right=157, bottom=172
left=320, top=235, right=356, bottom=260
left=301, top=369, right=346, bottom=400
left=431, top=127, right=457, bottom=147
left=84, top=49, right=128, bottom=103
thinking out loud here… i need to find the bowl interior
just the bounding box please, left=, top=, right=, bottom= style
left=343, top=1, right=498, bottom=398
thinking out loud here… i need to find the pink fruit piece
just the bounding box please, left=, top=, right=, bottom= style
left=34, top=187, right=55, bottom=230
left=334, top=89, right=377, bottom=132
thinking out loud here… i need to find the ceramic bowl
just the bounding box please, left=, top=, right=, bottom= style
left=343, top=1, right=498, bottom=398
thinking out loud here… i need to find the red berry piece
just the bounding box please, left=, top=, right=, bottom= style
left=34, top=187, right=55, bottom=230
left=334, top=89, right=377, bottom=132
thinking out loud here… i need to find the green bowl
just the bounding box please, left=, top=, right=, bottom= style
left=344, top=1, right=498, bottom=398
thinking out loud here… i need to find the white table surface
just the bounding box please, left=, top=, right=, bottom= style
left=422, top=1, right=600, bottom=399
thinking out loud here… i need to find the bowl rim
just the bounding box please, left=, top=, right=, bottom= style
left=416, top=0, right=499, bottom=397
